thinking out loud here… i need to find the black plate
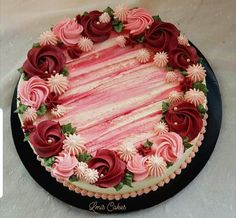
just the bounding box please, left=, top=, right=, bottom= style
left=11, top=44, right=222, bottom=213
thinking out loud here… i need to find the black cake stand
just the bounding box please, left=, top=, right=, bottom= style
left=11, top=44, right=222, bottom=213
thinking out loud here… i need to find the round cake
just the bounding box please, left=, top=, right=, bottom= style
left=16, top=5, right=208, bottom=200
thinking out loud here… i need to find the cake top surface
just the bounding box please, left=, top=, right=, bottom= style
left=16, top=5, right=208, bottom=194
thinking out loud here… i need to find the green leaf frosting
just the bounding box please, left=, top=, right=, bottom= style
left=152, top=15, right=161, bottom=21
left=44, top=157, right=55, bottom=167
left=103, top=6, right=114, bottom=16
left=14, top=103, right=28, bottom=114
left=60, top=67, right=69, bottom=76
left=36, top=104, right=47, bottom=116
left=167, top=162, right=173, bottom=168
left=32, top=42, right=40, bottom=48
left=162, top=102, right=170, bottom=114
left=183, top=136, right=193, bottom=151
left=69, top=175, right=79, bottom=182
left=112, top=19, right=123, bottom=33
left=77, top=152, right=92, bottom=163
left=143, top=139, right=153, bottom=148
left=61, top=123, right=76, bottom=135
left=197, top=104, right=207, bottom=117
left=114, top=172, right=133, bottom=191
left=193, top=81, right=208, bottom=96
left=23, top=132, right=30, bottom=142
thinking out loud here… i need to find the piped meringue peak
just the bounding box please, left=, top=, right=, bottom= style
left=99, top=12, right=111, bottom=23
left=113, top=4, right=129, bottom=22
left=154, top=51, right=168, bottom=68
left=115, top=35, right=126, bottom=48
left=47, top=73, right=69, bottom=95
left=187, top=64, right=206, bottom=83
left=51, top=105, right=68, bottom=118
left=117, top=140, right=137, bottom=162
left=63, top=134, right=86, bottom=156
left=136, top=48, right=151, bottom=63
left=39, top=30, right=58, bottom=46
left=146, top=155, right=167, bottom=177
left=185, top=88, right=206, bottom=106
left=154, top=122, right=169, bottom=136
left=22, top=107, right=38, bottom=122
left=83, top=168, right=99, bottom=184
left=75, top=162, right=88, bottom=179
left=168, top=90, right=184, bottom=103
left=78, top=37, right=94, bottom=52
left=165, top=71, right=178, bottom=83
left=178, top=33, right=190, bottom=46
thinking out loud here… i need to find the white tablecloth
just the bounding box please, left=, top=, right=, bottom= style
left=0, top=0, right=236, bottom=217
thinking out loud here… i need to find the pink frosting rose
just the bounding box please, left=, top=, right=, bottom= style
left=18, top=76, right=49, bottom=109
left=127, top=154, right=149, bottom=182
left=125, top=8, right=154, bottom=36
left=53, top=18, right=83, bottom=46
left=52, top=152, right=78, bottom=179
left=152, top=132, right=184, bottom=163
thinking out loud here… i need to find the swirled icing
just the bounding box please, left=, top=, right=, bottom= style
left=53, top=18, right=83, bottom=46
left=125, top=8, right=154, bottom=35
left=127, top=154, right=149, bottom=181
left=18, top=76, right=49, bottom=109
left=52, top=152, right=78, bottom=179
left=152, top=132, right=184, bottom=163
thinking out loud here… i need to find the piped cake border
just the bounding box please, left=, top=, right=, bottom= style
left=34, top=110, right=208, bottom=200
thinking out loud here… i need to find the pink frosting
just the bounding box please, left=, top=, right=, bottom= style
left=53, top=18, right=83, bottom=46
left=18, top=76, right=49, bottom=109
left=52, top=152, right=78, bottom=179
left=152, top=132, right=184, bottom=163
left=127, top=154, right=149, bottom=181
left=125, top=8, right=154, bottom=35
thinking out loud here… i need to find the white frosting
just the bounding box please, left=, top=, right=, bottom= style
left=99, top=12, right=111, bottom=23
left=47, top=73, right=69, bottom=95
left=168, top=91, right=184, bottom=103
left=75, top=162, right=88, bottom=179
left=117, top=140, right=137, bottom=162
left=178, top=33, right=190, bottom=46
left=113, top=4, right=129, bottom=22
left=146, top=155, right=167, bottom=177
left=115, top=35, right=126, bottom=48
left=51, top=105, right=68, bottom=118
left=83, top=168, right=99, bottom=184
left=185, top=88, right=206, bottom=106
left=39, top=30, right=58, bottom=46
left=78, top=37, right=94, bottom=52
left=153, top=122, right=169, bottom=135
left=165, top=71, right=178, bottom=83
left=63, top=134, right=86, bottom=156
left=153, top=51, right=168, bottom=68
left=22, top=107, right=37, bottom=122
left=136, top=48, right=150, bottom=63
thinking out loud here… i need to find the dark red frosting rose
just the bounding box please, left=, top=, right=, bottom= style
left=45, top=92, right=62, bottom=109
left=145, top=20, right=180, bottom=52
left=67, top=46, right=82, bottom=59
left=22, top=121, right=36, bottom=133
left=164, top=101, right=203, bottom=141
left=80, top=11, right=112, bottom=43
left=23, top=45, right=65, bottom=79
left=29, top=120, right=65, bottom=158
left=168, top=45, right=199, bottom=70
left=179, top=77, right=193, bottom=92
left=88, top=149, right=126, bottom=188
